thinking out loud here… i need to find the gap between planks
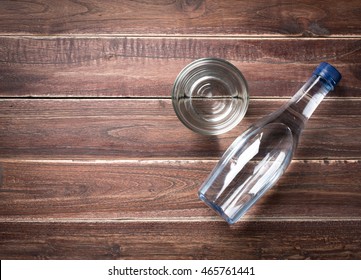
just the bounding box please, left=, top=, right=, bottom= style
left=1, top=97, right=361, bottom=101
left=1, top=217, right=361, bottom=224
left=0, top=158, right=360, bottom=164
left=1, top=34, right=361, bottom=39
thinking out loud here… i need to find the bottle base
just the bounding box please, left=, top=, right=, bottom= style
left=198, top=192, right=237, bottom=225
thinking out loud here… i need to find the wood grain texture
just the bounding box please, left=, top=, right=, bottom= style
left=1, top=0, right=361, bottom=261
left=1, top=99, right=360, bottom=159
left=0, top=160, right=360, bottom=220
left=0, top=0, right=360, bottom=36
left=1, top=220, right=360, bottom=260
left=1, top=37, right=360, bottom=97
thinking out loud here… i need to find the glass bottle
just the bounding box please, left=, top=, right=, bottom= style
left=198, top=62, right=342, bottom=224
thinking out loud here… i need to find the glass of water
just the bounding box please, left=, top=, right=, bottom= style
left=172, top=58, right=249, bottom=135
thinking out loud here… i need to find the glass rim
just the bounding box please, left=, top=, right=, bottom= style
left=171, top=57, right=249, bottom=135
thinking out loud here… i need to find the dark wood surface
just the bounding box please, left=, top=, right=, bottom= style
left=1, top=37, right=360, bottom=98
left=0, top=0, right=360, bottom=260
left=0, top=0, right=360, bottom=36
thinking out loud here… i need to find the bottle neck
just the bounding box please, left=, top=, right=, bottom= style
left=265, top=74, right=335, bottom=143
left=287, top=75, right=334, bottom=121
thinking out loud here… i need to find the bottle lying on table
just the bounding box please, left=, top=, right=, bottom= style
left=198, top=62, right=342, bottom=224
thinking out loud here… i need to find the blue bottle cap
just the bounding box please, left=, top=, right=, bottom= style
left=313, top=62, right=342, bottom=87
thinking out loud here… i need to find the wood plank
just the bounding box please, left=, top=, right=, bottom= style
left=1, top=37, right=360, bottom=97
left=1, top=220, right=360, bottom=259
left=0, top=99, right=360, bottom=159
left=0, top=0, right=360, bottom=36
left=0, top=160, right=360, bottom=219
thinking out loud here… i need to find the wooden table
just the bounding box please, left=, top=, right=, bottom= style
left=0, top=0, right=360, bottom=260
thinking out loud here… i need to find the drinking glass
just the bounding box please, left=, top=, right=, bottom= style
left=172, top=58, right=249, bottom=135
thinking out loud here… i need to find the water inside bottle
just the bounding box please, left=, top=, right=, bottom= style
left=198, top=63, right=342, bottom=224
left=199, top=123, right=294, bottom=224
